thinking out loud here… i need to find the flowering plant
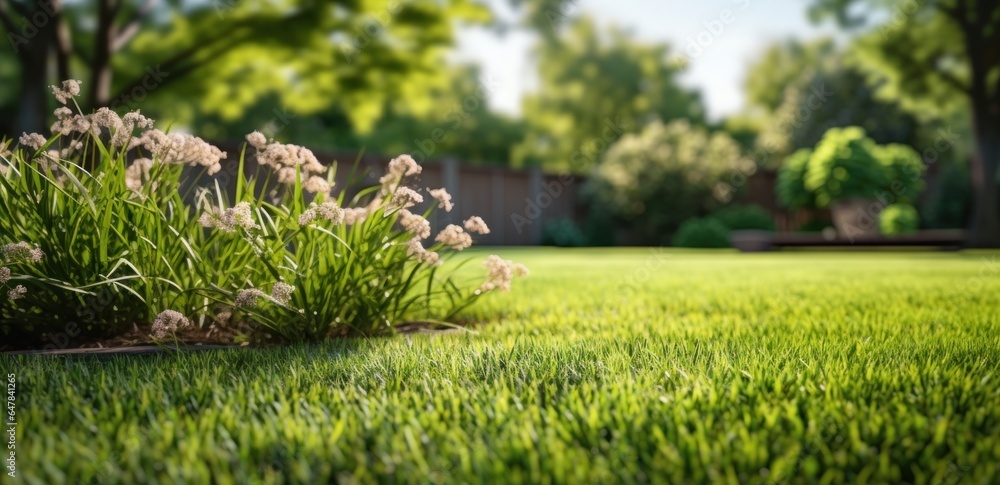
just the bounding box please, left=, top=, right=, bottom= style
left=0, top=80, right=526, bottom=345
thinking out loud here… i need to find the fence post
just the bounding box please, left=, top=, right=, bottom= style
left=442, top=157, right=459, bottom=225
left=491, top=168, right=506, bottom=245
left=529, top=167, right=544, bottom=245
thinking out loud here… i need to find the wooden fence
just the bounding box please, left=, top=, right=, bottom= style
left=195, top=145, right=943, bottom=245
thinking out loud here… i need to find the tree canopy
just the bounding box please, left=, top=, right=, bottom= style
left=512, top=16, right=704, bottom=172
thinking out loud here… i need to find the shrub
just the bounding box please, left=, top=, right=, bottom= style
left=804, top=127, right=888, bottom=207
left=779, top=127, right=927, bottom=211
left=672, top=217, right=731, bottom=248
left=541, top=218, right=587, bottom=247
left=776, top=148, right=813, bottom=209
left=588, top=120, right=746, bottom=244
left=711, top=205, right=775, bottom=231
left=796, top=218, right=834, bottom=232
left=879, top=204, right=919, bottom=235
left=0, top=81, right=526, bottom=346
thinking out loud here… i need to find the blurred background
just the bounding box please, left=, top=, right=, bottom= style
left=1, top=0, right=997, bottom=248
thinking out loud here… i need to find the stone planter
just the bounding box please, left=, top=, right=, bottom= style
left=729, top=230, right=774, bottom=252
left=830, top=198, right=881, bottom=239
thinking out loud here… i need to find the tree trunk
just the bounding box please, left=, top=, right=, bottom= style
left=87, top=0, right=116, bottom=109
left=15, top=34, right=51, bottom=135
left=968, top=115, right=1000, bottom=247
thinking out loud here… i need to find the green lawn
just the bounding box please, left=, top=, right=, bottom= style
left=5, top=249, right=1000, bottom=484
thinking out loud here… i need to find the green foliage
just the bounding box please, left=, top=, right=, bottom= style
left=808, top=0, right=982, bottom=118
left=589, top=120, right=745, bottom=244
left=710, top=205, right=775, bottom=232
left=0, top=92, right=524, bottom=345
left=879, top=204, right=919, bottom=235
left=804, top=127, right=887, bottom=207
left=776, top=148, right=814, bottom=209
left=777, top=128, right=927, bottom=211
left=541, top=218, right=587, bottom=247
left=922, top=163, right=971, bottom=229
left=797, top=217, right=834, bottom=232
left=744, top=38, right=837, bottom=113
left=8, top=249, right=1000, bottom=483
left=757, top=61, right=924, bottom=165
left=514, top=17, right=704, bottom=172
left=0, top=0, right=492, bottom=135
left=875, top=143, right=925, bottom=203
left=672, top=218, right=731, bottom=248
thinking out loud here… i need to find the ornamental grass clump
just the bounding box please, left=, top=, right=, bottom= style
left=0, top=81, right=526, bottom=346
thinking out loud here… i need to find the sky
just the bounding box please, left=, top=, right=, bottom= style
left=454, top=0, right=844, bottom=121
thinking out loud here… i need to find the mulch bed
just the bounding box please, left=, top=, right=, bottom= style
left=4, top=320, right=481, bottom=356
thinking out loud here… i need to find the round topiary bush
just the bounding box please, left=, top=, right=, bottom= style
left=711, top=204, right=775, bottom=231
left=672, top=217, right=731, bottom=248
left=804, top=127, right=888, bottom=207
left=880, top=204, right=919, bottom=235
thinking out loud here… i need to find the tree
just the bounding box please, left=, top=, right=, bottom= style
left=809, top=0, right=1000, bottom=246
left=0, top=0, right=490, bottom=136
left=743, top=39, right=942, bottom=169
left=513, top=16, right=704, bottom=172
left=743, top=38, right=837, bottom=113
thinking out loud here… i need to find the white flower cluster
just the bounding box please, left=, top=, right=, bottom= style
left=343, top=207, right=369, bottom=225
left=479, top=255, right=529, bottom=293
left=389, top=187, right=424, bottom=211
left=7, top=285, right=26, bottom=301
left=463, top=216, right=490, bottom=235
left=271, top=282, right=295, bottom=305
left=298, top=201, right=345, bottom=226
left=398, top=209, right=431, bottom=239
left=3, top=242, right=44, bottom=264
left=50, top=79, right=82, bottom=104
left=150, top=310, right=191, bottom=340
left=18, top=133, right=46, bottom=150
left=125, top=158, right=155, bottom=191
left=235, top=288, right=265, bottom=308
left=427, top=188, right=453, bottom=212
left=129, top=129, right=226, bottom=176
left=406, top=238, right=441, bottom=266
left=435, top=224, right=473, bottom=251
left=247, top=133, right=329, bottom=193
left=1, top=242, right=43, bottom=303
left=233, top=281, right=294, bottom=310
left=199, top=202, right=259, bottom=233
left=379, top=155, right=422, bottom=190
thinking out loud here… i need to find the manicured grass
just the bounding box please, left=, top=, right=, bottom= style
left=5, top=248, right=1000, bottom=484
